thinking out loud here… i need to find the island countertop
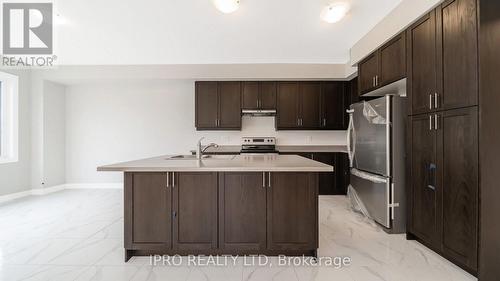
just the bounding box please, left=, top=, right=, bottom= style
left=97, top=154, right=333, bottom=172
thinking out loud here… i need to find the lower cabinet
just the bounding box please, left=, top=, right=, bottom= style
left=125, top=171, right=319, bottom=259
left=125, top=173, right=172, bottom=248
left=172, top=172, right=218, bottom=250
left=219, top=173, right=267, bottom=251
left=280, top=152, right=349, bottom=195
left=267, top=173, right=318, bottom=250
left=408, top=107, right=478, bottom=273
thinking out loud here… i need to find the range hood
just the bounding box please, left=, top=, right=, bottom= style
left=241, top=109, right=277, bottom=116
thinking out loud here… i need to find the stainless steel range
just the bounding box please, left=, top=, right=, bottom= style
left=240, top=137, right=278, bottom=154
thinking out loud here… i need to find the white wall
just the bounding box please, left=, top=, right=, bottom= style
left=65, top=80, right=347, bottom=183
left=0, top=70, right=32, bottom=196
left=42, top=81, right=66, bottom=188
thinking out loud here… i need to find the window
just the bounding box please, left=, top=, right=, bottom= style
left=0, top=71, right=19, bottom=164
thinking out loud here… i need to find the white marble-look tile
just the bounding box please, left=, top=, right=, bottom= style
left=0, top=190, right=477, bottom=281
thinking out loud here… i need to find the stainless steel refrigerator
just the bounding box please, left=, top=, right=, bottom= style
left=347, top=95, right=406, bottom=234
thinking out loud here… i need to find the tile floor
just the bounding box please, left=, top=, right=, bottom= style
left=0, top=189, right=476, bottom=281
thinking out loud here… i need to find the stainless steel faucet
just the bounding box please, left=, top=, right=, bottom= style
left=196, top=137, right=219, bottom=159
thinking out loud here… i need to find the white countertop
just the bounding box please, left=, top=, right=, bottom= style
left=97, top=155, right=333, bottom=172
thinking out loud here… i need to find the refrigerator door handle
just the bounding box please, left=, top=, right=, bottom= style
left=346, top=109, right=355, bottom=167
left=389, top=183, right=400, bottom=220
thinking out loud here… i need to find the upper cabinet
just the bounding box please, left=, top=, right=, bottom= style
left=276, top=82, right=301, bottom=129
left=358, top=32, right=407, bottom=95
left=195, top=81, right=241, bottom=130
left=321, top=82, right=347, bottom=130
left=437, top=0, right=478, bottom=111
left=408, top=0, right=478, bottom=115
left=242, top=81, right=277, bottom=110
left=276, top=81, right=347, bottom=130
left=197, top=80, right=349, bottom=131
left=358, top=53, right=380, bottom=94
left=407, top=11, right=438, bottom=115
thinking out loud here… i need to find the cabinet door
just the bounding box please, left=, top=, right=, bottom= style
left=358, top=52, right=379, bottom=94
left=173, top=172, right=218, bottom=250
left=437, top=0, right=478, bottom=111
left=267, top=173, right=318, bottom=250
left=125, top=173, right=171, bottom=248
left=408, top=12, right=438, bottom=115
left=219, top=173, right=266, bottom=251
left=299, top=82, right=321, bottom=129
left=311, top=153, right=337, bottom=195
left=409, top=114, right=440, bottom=247
left=379, top=32, right=406, bottom=86
left=438, top=107, right=478, bottom=271
left=242, top=81, right=259, bottom=110
left=259, top=81, right=277, bottom=109
left=321, top=82, right=345, bottom=130
left=218, top=82, right=241, bottom=129
left=195, top=82, right=218, bottom=129
left=276, top=82, right=300, bottom=129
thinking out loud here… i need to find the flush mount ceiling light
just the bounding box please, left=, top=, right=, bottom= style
left=213, top=0, right=240, bottom=14
left=321, top=2, right=350, bottom=23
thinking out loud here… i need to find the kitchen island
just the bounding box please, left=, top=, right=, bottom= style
left=98, top=154, right=333, bottom=261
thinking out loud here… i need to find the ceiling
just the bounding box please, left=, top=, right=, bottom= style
left=54, top=0, right=403, bottom=65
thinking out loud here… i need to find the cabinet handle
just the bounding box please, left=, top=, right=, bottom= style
left=429, top=94, right=433, bottom=109
left=428, top=163, right=436, bottom=190
left=434, top=93, right=438, bottom=109
left=173, top=211, right=177, bottom=218
left=429, top=115, right=433, bottom=131
left=172, top=172, right=175, bottom=187
left=323, top=118, right=326, bottom=127
left=376, top=75, right=379, bottom=86
left=167, top=172, right=170, bottom=188
left=268, top=172, right=271, bottom=188
left=257, top=100, right=260, bottom=108
left=434, top=114, right=439, bottom=130
left=300, top=119, right=303, bottom=126
left=373, top=77, right=375, bottom=87
left=262, top=172, right=266, bottom=188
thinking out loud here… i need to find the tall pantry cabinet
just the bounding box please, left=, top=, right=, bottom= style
left=406, top=0, right=479, bottom=275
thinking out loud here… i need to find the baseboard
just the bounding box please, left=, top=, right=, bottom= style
left=0, top=182, right=123, bottom=204
left=64, top=183, right=123, bottom=189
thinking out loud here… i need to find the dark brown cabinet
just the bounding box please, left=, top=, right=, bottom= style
left=125, top=173, right=172, bottom=248
left=276, top=82, right=300, bottom=129
left=439, top=107, right=478, bottom=271
left=408, top=12, right=438, bottom=115
left=408, top=0, right=478, bottom=115
left=172, top=172, right=218, bottom=250
left=124, top=171, right=319, bottom=260
left=358, top=53, right=379, bottom=94
left=358, top=32, right=406, bottom=95
left=219, top=173, right=266, bottom=251
left=379, top=32, right=406, bottom=86
left=280, top=152, right=349, bottom=195
left=242, top=81, right=277, bottom=110
left=299, top=82, right=322, bottom=129
left=408, top=107, right=478, bottom=273
left=195, top=81, right=241, bottom=130
left=408, top=114, right=440, bottom=247
left=197, top=80, right=348, bottom=131
left=437, top=0, right=478, bottom=111
left=276, top=81, right=347, bottom=130
left=267, top=172, right=318, bottom=251
left=321, top=82, right=347, bottom=130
